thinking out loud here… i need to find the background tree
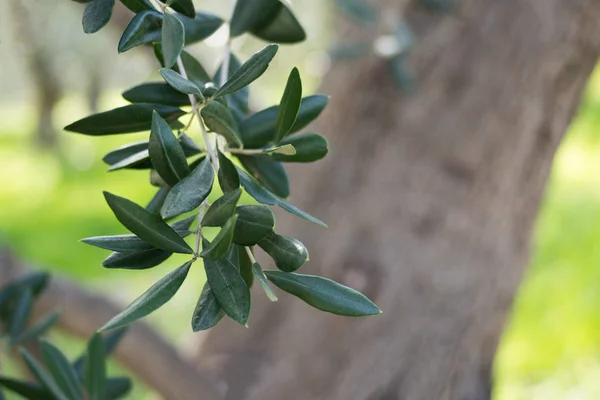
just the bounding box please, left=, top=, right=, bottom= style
left=194, top=1, right=600, bottom=399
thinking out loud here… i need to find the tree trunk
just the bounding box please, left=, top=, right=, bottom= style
left=197, top=1, right=600, bottom=399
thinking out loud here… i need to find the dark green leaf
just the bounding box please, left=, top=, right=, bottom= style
left=161, top=158, right=214, bottom=219
left=149, top=111, right=190, bottom=186
left=191, top=284, right=225, bottom=331
left=179, top=51, right=211, bottom=88
left=102, top=249, right=172, bottom=270
left=213, top=45, right=279, bottom=99
left=123, top=82, right=190, bottom=107
left=169, top=0, right=195, bottom=18
left=13, top=311, right=60, bottom=346
left=230, top=0, right=278, bottom=37
left=118, top=10, right=162, bottom=53
left=271, top=133, right=328, bottom=162
left=214, top=54, right=248, bottom=115
left=275, top=67, right=302, bottom=142
left=264, top=271, right=382, bottom=316
left=240, top=95, right=328, bottom=148
left=238, top=245, right=254, bottom=288
left=83, top=216, right=192, bottom=252
left=9, top=289, right=32, bottom=342
left=162, top=13, right=185, bottom=68
left=20, top=349, right=69, bottom=400
left=147, top=187, right=171, bottom=214
left=238, top=168, right=326, bottom=227
left=0, top=378, right=52, bottom=400
left=103, top=191, right=193, bottom=254
left=106, top=377, right=132, bottom=399
left=258, top=231, right=308, bottom=272
left=73, top=328, right=128, bottom=378
left=250, top=2, right=306, bottom=44
left=178, top=12, right=223, bottom=44
left=252, top=263, right=278, bottom=301
left=100, top=261, right=192, bottom=331
left=202, top=188, right=242, bottom=227
left=234, top=205, right=274, bottom=246
left=65, top=104, right=185, bottom=136
left=40, top=341, right=83, bottom=400
left=218, top=150, right=240, bottom=193
left=103, top=141, right=149, bottom=167
left=84, top=334, right=106, bottom=400
left=160, top=68, right=202, bottom=97
left=203, top=242, right=250, bottom=325
left=103, top=137, right=200, bottom=171
left=107, top=150, right=152, bottom=171
left=83, top=0, right=114, bottom=34
left=200, top=215, right=237, bottom=260
left=120, top=0, right=153, bottom=13
left=201, top=102, right=243, bottom=148
left=0, top=273, right=49, bottom=310
left=238, top=155, right=289, bottom=198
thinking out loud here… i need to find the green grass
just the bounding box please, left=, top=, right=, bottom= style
left=2, top=67, right=600, bottom=398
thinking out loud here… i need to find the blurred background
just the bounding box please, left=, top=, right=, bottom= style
left=1, top=0, right=600, bottom=399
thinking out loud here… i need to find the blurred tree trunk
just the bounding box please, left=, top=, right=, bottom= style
left=197, top=0, right=600, bottom=399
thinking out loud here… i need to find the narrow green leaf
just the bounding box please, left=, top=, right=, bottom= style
left=103, top=191, right=193, bottom=254
left=0, top=378, right=52, bottom=400
left=214, top=54, right=248, bottom=114
left=83, top=0, right=114, bottom=34
left=149, top=111, right=190, bottom=186
left=169, top=0, right=195, bottom=18
left=264, top=271, right=381, bottom=316
left=13, top=311, right=60, bottom=346
left=238, top=168, right=327, bottom=227
left=271, top=133, right=329, bottom=163
left=72, top=328, right=128, bottom=378
left=107, top=150, right=152, bottom=171
left=252, top=263, right=278, bottom=301
left=179, top=51, right=211, bottom=88
left=20, top=349, right=69, bottom=400
left=178, top=12, right=224, bottom=44
left=201, top=102, right=243, bottom=148
left=9, top=289, right=32, bottom=342
left=191, top=284, right=225, bottom=331
left=203, top=242, right=250, bottom=325
left=275, top=67, right=302, bottom=142
left=83, top=216, right=192, bottom=252
left=118, top=10, right=162, bottom=53
left=238, top=245, right=254, bottom=288
left=258, top=232, right=308, bottom=272
left=230, top=0, right=279, bottom=37
left=238, top=155, right=289, bottom=198
left=84, top=334, right=107, bottom=400
left=160, top=68, right=203, bottom=98
left=40, top=341, right=83, bottom=400
left=146, top=187, right=171, bottom=214
left=161, top=158, right=214, bottom=219
left=264, top=144, right=296, bottom=155
left=250, top=2, right=306, bottom=44
left=106, top=377, right=132, bottom=399
left=64, top=104, right=185, bottom=135
left=240, top=95, right=329, bottom=148
left=218, top=150, right=240, bottom=193
left=162, top=13, right=185, bottom=68
left=202, top=188, right=242, bottom=227
left=119, top=0, right=154, bottom=13
left=234, top=206, right=275, bottom=246
left=102, top=249, right=172, bottom=270
left=123, top=82, right=190, bottom=107
left=103, top=141, right=149, bottom=167
left=103, top=137, right=200, bottom=171
left=213, top=45, right=279, bottom=99
left=100, top=261, right=192, bottom=331
left=200, top=216, right=238, bottom=260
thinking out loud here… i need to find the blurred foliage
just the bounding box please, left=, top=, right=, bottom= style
left=1, top=0, right=600, bottom=398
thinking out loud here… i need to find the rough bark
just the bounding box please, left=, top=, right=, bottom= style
left=0, top=251, right=223, bottom=400
left=196, top=1, right=600, bottom=399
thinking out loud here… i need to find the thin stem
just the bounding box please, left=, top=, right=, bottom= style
left=220, top=40, right=232, bottom=86
left=244, top=246, right=257, bottom=264
left=176, top=57, right=219, bottom=169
